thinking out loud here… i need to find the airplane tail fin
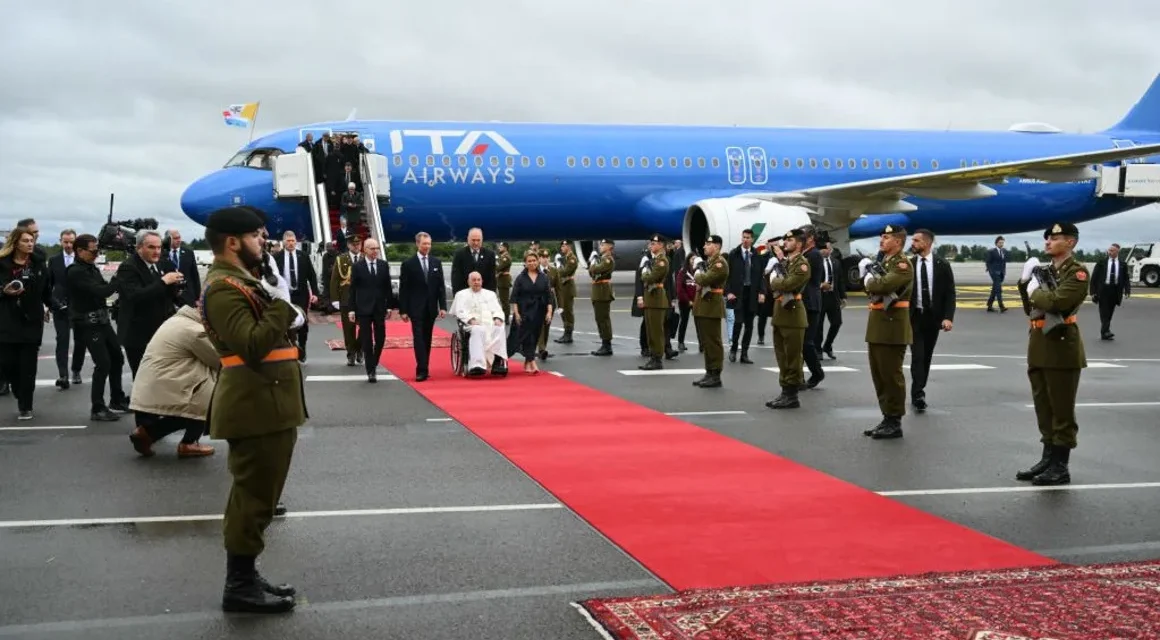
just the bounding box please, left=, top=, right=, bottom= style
left=1103, top=73, right=1160, bottom=133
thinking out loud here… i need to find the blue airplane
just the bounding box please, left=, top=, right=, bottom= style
left=181, top=73, right=1160, bottom=284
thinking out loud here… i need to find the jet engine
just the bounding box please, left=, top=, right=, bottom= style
left=682, top=198, right=813, bottom=251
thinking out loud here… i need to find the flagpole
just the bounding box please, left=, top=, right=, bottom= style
left=247, top=101, right=261, bottom=143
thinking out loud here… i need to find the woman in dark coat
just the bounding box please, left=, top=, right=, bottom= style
left=509, top=251, right=554, bottom=374
left=0, top=226, right=52, bottom=420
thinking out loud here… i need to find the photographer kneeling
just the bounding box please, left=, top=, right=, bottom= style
left=127, top=300, right=217, bottom=458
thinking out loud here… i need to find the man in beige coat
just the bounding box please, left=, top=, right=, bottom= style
left=128, top=304, right=219, bottom=457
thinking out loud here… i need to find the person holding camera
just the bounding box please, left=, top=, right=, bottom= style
left=115, top=231, right=184, bottom=377
left=0, top=225, right=52, bottom=420
left=67, top=234, right=130, bottom=422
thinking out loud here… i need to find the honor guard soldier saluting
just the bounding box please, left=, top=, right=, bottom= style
left=588, top=239, right=616, bottom=356
left=495, top=242, right=512, bottom=322
left=692, top=234, right=728, bottom=387
left=1015, top=222, right=1088, bottom=486
left=765, top=228, right=811, bottom=409
left=860, top=224, right=914, bottom=439
left=200, top=207, right=307, bottom=613
left=553, top=241, right=579, bottom=344
left=638, top=233, right=670, bottom=370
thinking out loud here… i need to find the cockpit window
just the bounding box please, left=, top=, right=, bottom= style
left=223, top=147, right=284, bottom=170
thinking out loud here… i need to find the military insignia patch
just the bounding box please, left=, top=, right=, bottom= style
left=897, top=261, right=908, bottom=270
left=800, top=263, right=808, bottom=272
left=1076, top=270, right=1087, bottom=281
left=1052, top=223, right=1062, bottom=234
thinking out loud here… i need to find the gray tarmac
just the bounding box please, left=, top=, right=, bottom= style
left=2, top=268, right=1159, bottom=639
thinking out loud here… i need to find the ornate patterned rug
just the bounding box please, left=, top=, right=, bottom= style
left=325, top=337, right=451, bottom=351
left=575, top=560, right=1160, bottom=639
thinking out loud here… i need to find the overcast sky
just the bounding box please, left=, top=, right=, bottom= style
left=3, top=0, right=1160, bottom=253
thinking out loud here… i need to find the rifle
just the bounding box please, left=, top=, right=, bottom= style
left=865, top=260, right=900, bottom=309
left=1030, top=264, right=1066, bottom=334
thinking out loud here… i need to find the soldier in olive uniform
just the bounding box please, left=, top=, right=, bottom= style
left=692, top=235, right=729, bottom=387
left=1015, top=222, right=1088, bottom=486
left=536, top=248, right=560, bottom=359
left=766, top=228, right=811, bottom=409
left=554, top=241, right=579, bottom=344
left=638, top=234, right=670, bottom=370
left=588, top=239, right=616, bottom=356
left=328, top=235, right=362, bottom=366
left=200, top=207, right=307, bottom=613
left=495, top=242, right=512, bottom=323
left=861, top=224, right=914, bottom=440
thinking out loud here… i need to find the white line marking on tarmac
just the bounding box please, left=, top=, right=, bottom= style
left=1024, top=401, right=1160, bottom=408
left=0, top=425, right=87, bottom=431
left=426, top=418, right=453, bottom=422
left=549, top=371, right=566, bottom=377
left=617, top=368, right=705, bottom=376
left=902, top=363, right=994, bottom=370
left=665, top=410, right=747, bottom=417
left=306, top=374, right=397, bottom=381
left=879, top=482, right=1160, bottom=497
left=1085, top=362, right=1127, bottom=368
left=0, top=503, right=563, bottom=529
left=762, top=366, right=859, bottom=373
left=0, top=580, right=660, bottom=636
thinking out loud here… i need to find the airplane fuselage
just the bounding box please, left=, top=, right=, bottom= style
left=181, top=120, right=1160, bottom=246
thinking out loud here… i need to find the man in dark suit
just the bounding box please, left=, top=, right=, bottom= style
left=47, top=229, right=85, bottom=389
left=162, top=229, right=202, bottom=307
left=346, top=239, right=396, bottom=382
left=725, top=229, right=762, bottom=363
left=799, top=227, right=826, bottom=388
left=908, top=229, right=957, bottom=413
left=984, top=236, right=1008, bottom=312
left=273, top=231, right=318, bottom=362
left=818, top=238, right=846, bottom=359
left=115, top=231, right=184, bottom=377
left=1090, top=243, right=1131, bottom=340
left=397, top=232, right=447, bottom=381
left=450, top=227, right=497, bottom=294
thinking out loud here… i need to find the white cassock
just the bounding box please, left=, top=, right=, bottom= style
left=451, top=287, right=508, bottom=370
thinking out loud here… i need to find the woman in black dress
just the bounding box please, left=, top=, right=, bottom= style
left=0, top=226, right=52, bottom=420
left=509, top=251, right=555, bottom=374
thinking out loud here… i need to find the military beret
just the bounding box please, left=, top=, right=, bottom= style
left=498, top=241, right=508, bottom=249
left=1044, top=222, right=1079, bottom=238
left=648, top=233, right=665, bottom=243
left=600, top=238, right=615, bottom=245
left=561, top=239, right=570, bottom=245
left=883, top=224, right=907, bottom=235
left=784, top=228, right=805, bottom=240
left=538, top=248, right=550, bottom=257
left=707, top=234, right=723, bottom=245
left=205, top=207, right=265, bottom=234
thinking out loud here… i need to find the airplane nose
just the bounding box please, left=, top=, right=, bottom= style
left=180, top=174, right=215, bottom=224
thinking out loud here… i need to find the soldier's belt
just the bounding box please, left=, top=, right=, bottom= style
left=775, top=293, right=803, bottom=301
left=497, top=271, right=510, bottom=277
left=706, top=288, right=723, bottom=294
left=1030, top=315, right=1076, bottom=328
left=648, top=283, right=664, bottom=289
left=592, top=278, right=611, bottom=284
left=868, top=300, right=910, bottom=310
left=562, top=276, right=574, bottom=282
left=220, top=346, right=300, bottom=368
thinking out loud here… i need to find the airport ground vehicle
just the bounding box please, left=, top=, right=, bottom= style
left=1126, top=242, right=1160, bottom=287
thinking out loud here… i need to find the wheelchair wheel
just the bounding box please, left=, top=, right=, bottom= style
left=450, top=330, right=465, bottom=376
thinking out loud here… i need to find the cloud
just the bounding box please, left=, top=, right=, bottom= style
left=3, top=0, right=1160, bottom=252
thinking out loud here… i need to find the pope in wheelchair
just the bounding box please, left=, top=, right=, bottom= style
left=450, top=271, right=509, bottom=377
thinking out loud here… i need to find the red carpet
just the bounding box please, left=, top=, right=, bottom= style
left=376, top=319, right=1049, bottom=590
left=325, top=317, right=449, bottom=350
left=577, top=559, right=1160, bottom=639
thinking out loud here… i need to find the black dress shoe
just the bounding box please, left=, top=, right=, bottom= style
left=274, top=502, right=287, bottom=516
left=367, top=371, right=377, bottom=383
left=71, top=372, right=82, bottom=385
left=91, top=408, right=121, bottom=422
left=913, top=397, right=927, bottom=413
left=55, top=377, right=69, bottom=390
left=415, top=373, right=428, bottom=382
left=109, top=398, right=131, bottom=412
left=739, top=353, right=753, bottom=364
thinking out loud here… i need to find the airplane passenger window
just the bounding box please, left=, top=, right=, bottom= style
left=426, top=155, right=435, bottom=166
left=409, top=155, right=419, bottom=166
left=475, top=156, right=484, bottom=167
left=506, top=156, right=515, bottom=167
left=684, top=158, right=692, bottom=167
left=769, top=158, right=777, bottom=169
left=796, top=159, right=804, bottom=168
left=836, top=159, right=844, bottom=169
left=582, top=157, right=590, bottom=168
left=442, top=155, right=451, bottom=167
left=490, top=156, right=500, bottom=167
left=848, top=158, right=855, bottom=168
left=887, top=160, right=894, bottom=169
left=698, top=158, right=706, bottom=168
left=457, top=155, right=467, bottom=167
left=627, top=157, right=635, bottom=167
left=711, top=158, right=720, bottom=168
left=972, top=160, right=979, bottom=166
left=822, top=159, right=831, bottom=169
left=809, top=159, right=817, bottom=168
left=911, top=160, right=919, bottom=169
left=874, top=160, right=882, bottom=169
left=669, top=158, right=677, bottom=168
left=536, top=156, right=545, bottom=167
left=393, top=155, right=402, bottom=167
left=655, top=157, right=663, bottom=167
left=641, top=157, right=650, bottom=167
left=783, top=158, right=790, bottom=168
left=522, top=156, right=530, bottom=167
left=861, top=159, right=869, bottom=169
left=596, top=157, right=605, bottom=167
left=567, top=157, right=576, bottom=167
left=932, top=160, right=940, bottom=169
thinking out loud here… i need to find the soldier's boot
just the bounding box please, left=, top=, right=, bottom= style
left=870, top=416, right=903, bottom=439
left=590, top=341, right=613, bottom=356
left=1032, top=446, right=1071, bottom=486
left=765, top=386, right=800, bottom=409
left=222, top=554, right=295, bottom=613
left=699, top=369, right=723, bottom=388
left=554, top=330, right=573, bottom=344
left=692, top=372, right=709, bottom=386
left=1015, top=443, right=1052, bottom=481
left=638, top=356, right=663, bottom=370
left=863, top=416, right=890, bottom=436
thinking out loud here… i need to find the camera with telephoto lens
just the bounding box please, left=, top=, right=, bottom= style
left=98, top=218, right=159, bottom=252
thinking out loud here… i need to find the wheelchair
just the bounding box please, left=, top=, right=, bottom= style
left=450, top=319, right=508, bottom=378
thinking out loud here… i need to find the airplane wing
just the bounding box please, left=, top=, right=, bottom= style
left=740, top=142, right=1160, bottom=225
